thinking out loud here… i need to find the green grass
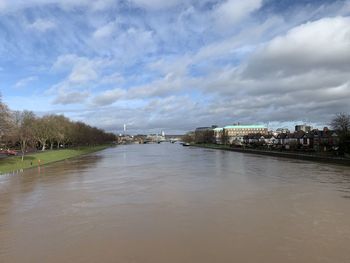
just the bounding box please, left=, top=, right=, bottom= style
left=0, top=145, right=110, bottom=174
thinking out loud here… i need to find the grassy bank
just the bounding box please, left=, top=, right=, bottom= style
left=192, top=143, right=350, bottom=166
left=0, top=145, right=110, bottom=174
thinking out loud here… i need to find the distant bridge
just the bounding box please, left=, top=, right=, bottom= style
left=143, top=138, right=182, bottom=144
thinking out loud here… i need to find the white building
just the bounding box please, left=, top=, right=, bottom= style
left=214, top=125, right=268, bottom=144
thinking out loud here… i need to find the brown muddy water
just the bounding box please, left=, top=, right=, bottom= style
left=1, top=144, right=350, bottom=263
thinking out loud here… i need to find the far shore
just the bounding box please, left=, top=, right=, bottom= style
left=192, top=144, right=350, bottom=166
left=0, top=145, right=112, bottom=175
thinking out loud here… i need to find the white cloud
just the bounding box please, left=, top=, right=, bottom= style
left=27, top=19, right=56, bottom=32
left=128, top=0, right=185, bottom=10
left=92, top=88, right=126, bottom=106
left=0, top=1, right=7, bottom=10
left=69, top=64, right=98, bottom=84
left=90, top=21, right=156, bottom=63
left=89, top=71, right=186, bottom=107
left=53, top=90, right=90, bottom=105
left=81, top=94, right=204, bottom=133
left=127, top=72, right=185, bottom=99
left=0, top=0, right=115, bottom=12
left=52, top=54, right=110, bottom=84
left=92, top=21, right=116, bottom=40
left=244, top=16, right=350, bottom=78
left=51, top=15, right=350, bottom=127
left=50, top=54, right=111, bottom=105
left=13, top=76, right=38, bottom=89
left=52, top=54, right=80, bottom=71
left=192, top=16, right=350, bottom=123
left=100, top=72, right=124, bottom=85
left=213, top=0, right=263, bottom=28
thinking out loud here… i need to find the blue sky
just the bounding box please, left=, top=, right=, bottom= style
left=1, top=0, right=350, bottom=134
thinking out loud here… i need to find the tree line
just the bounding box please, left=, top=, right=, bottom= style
left=0, top=96, right=116, bottom=160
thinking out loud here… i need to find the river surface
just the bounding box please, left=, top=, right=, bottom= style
left=1, top=144, right=350, bottom=263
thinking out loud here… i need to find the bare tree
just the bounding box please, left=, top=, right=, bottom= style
left=13, top=111, right=36, bottom=161
left=32, top=116, right=51, bottom=151
left=182, top=132, right=195, bottom=143
left=195, top=129, right=214, bottom=144
left=46, top=115, right=60, bottom=150
left=0, top=95, right=12, bottom=141
left=52, top=115, right=71, bottom=148
left=331, top=113, right=350, bottom=134
left=331, top=113, right=350, bottom=155
left=221, top=128, right=229, bottom=145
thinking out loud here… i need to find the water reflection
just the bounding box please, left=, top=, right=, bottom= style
left=1, top=144, right=350, bottom=263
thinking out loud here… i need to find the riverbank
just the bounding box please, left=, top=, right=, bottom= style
left=192, top=144, right=350, bottom=166
left=0, top=145, right=111, bottom=175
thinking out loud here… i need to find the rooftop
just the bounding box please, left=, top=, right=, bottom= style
left=213, top=125, right=267, bottom=132
left=224, top=125, right=267, bottom=129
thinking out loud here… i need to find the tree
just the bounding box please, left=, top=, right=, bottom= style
left=331, top=113, right=350, bottom=155
left=182, top=132, right=195, bottom=143
left=13, top=111, right=35, bottom=161
left=0, top=94, right=115, bottom=153
left=32, top=116, right=51, bottom=151
left=331, top=113, right=350, bottom=134
left=221, top=128, right=229, bottom=145
left=46, top=115, right=61, bottom=150
left=195, top=129, right=214, bottom=144
left=0, top=95, right=12, bottom=141
left=52, top=115, right=72, bottom=148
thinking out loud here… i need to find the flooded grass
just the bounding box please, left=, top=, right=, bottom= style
left=0, top=145, right=110, bottom=174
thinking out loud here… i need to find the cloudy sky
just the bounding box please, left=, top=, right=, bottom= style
left=1, top=0, right=350, bottom=134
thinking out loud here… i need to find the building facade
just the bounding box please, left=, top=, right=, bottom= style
left=295, top=125, right=312, bottom=132
left=214, top=125, right=268, bottom=144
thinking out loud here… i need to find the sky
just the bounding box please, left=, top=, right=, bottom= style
left=0, top=0, right=350, bottom=134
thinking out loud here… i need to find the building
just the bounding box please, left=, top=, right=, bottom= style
left=213, top=127, right=224, bottom=144
left=295, top=125, right=312, bottom=133
left=275, top=128, right=290, bottom=134
left=214, top=125, right=268, bottom=144
left=312, top=128, right=339, bottom=151
left=243, top=134, right=278, bottom=146
left=237, top=126, right=340, bottom=152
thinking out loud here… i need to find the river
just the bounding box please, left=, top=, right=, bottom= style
left=1, top=143, right=350, bottom=262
